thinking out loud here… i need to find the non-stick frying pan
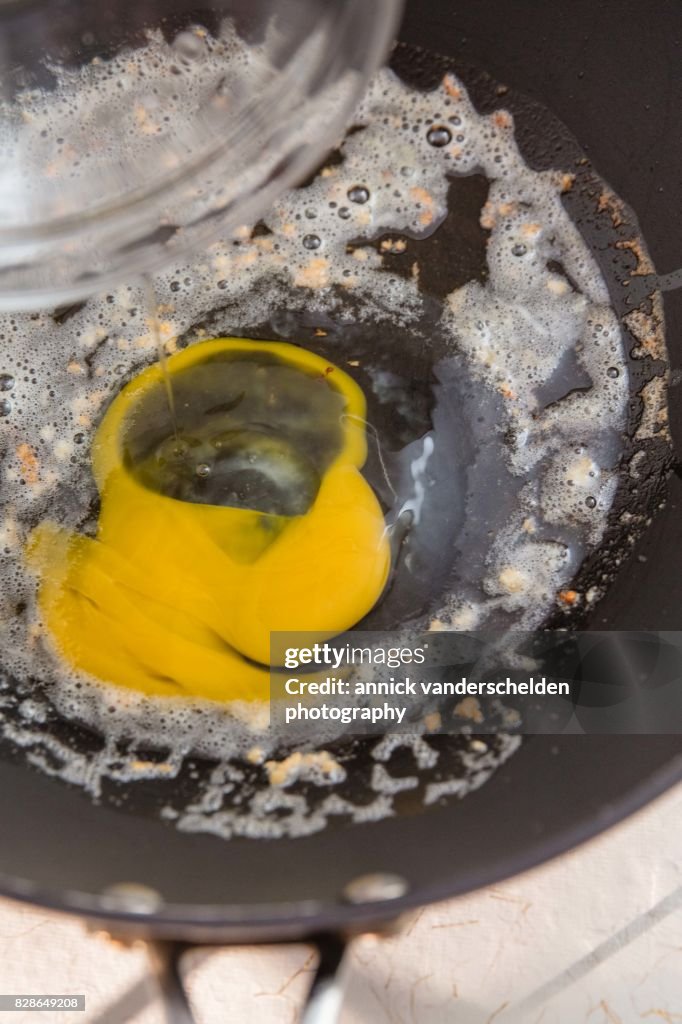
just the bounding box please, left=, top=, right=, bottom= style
left=1, top=0, right=681, bottom=1020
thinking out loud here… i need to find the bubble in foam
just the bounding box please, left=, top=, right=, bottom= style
left=426, top=125, right=452, bottom=147
left=348, top=185, right=370, bottom=204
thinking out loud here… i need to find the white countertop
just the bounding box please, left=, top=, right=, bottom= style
left=0, top=782, right=680, bottom=1024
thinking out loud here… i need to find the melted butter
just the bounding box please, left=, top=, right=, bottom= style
left=26, top=338, right=391, bottom=702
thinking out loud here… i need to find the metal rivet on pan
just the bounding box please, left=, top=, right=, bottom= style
left=342, top=873, right=409, bottom=904
left=101, top=883, right=163, bottom=914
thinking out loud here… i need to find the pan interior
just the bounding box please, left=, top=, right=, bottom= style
left=0, top=41, right=668, bottom=852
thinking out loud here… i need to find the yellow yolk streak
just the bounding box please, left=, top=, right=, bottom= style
left=26, top=339, right=391, bottom=702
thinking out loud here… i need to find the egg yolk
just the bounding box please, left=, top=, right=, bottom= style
left=26, top=338, right=391, bottom=702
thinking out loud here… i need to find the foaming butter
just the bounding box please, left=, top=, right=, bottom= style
left=26, top=338, right=390, bottom=702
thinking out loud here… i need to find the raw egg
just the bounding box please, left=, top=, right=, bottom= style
left=27, top=338, right=391, bottom=702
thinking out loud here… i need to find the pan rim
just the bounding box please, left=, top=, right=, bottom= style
left=0, top=746, right=679, bottom=941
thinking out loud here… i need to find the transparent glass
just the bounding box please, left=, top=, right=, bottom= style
left=0, top=0, right=403, bottom=310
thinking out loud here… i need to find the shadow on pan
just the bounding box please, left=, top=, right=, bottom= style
left=0, top=0, right=680, bottom=950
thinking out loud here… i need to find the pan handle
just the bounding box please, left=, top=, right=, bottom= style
left=146, top=934, right=348, bottom=1024
left=300, top=933, right=348, bottom=1024
left=147, top=942, right=196, bottom=1024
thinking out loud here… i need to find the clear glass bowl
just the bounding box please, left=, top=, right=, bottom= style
left=0, top=0, right=403, bottom=310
